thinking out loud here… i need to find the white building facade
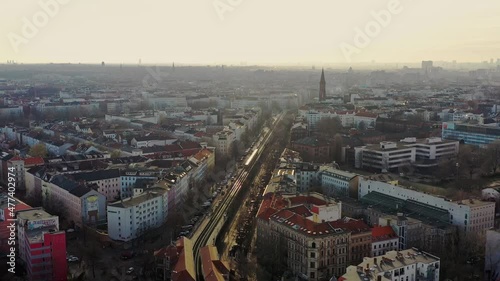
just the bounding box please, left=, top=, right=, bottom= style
left=107, top=189, right=168, bottom=241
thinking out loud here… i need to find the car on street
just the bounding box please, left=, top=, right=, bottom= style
left=67, top=255, right=79, bottom=262
left=126, top=267, right=134, bottom=275
left=121, top=251, right=136, bottom=260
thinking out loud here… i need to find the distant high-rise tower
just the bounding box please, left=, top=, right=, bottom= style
left=422, top=60, right=433, bottom=73
left=172, top=62, right=175, bottom=72
left=319, top=68, right=326, bottom=101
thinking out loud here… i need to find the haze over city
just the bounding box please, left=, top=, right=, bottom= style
left=1, top=1, right=500, bottom=281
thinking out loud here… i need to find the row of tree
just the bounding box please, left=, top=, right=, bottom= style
left=437, top=141, right=500, bottom=182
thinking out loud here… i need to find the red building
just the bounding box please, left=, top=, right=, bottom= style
left=143, top=141, right=203, bottom=160
left=291, top=137, right=331, bottom=163
left=290, top=122, right=309, bottom=141
left=0, top=194, right=31, bottom=253
left=16, top=208, right=67, bottom=281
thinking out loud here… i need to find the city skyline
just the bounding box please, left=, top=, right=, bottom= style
left=1, top=0, right=500, bottom=64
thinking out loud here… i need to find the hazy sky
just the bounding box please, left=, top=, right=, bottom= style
left=1, top=0, right=499, bottom=64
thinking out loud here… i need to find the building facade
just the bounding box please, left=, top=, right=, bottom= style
left=359, top=178, right=495, bottom=234
left=17, top=208, right=67, bottom=281
left=340, top=248, right=440, bottom=281
left=107, top=188, right=168, bottom=241
left=442, top=122, right=500, bottom=147
left=371, top=226, right=398, bottom=257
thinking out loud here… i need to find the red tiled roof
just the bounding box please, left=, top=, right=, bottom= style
left=9, top=156, right=23, bottom=162
left=371, top=226, right=398, bottom=242
left=179, top=141, right=201, bottom=150
left=200, top=246, right=229, bottom=281
left=287, top=205, right=312, bottom=217
left=194, top=132, right=206, bottom=137
left=256, top=193, right=288, bottom=221
left=24, top=157, right=45, bottom=166
left=329, top=218, right=371, bottom=234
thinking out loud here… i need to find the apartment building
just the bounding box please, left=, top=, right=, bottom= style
left=0, top=194, right=31, bottom=253
left=70, top=169, right=121, bottom=201
left=329, top=218, right=372, bottom=266
left=371, top=226, right=398, bottom=257
left=257, top=193, right=346, bottom=280
left=298, top=108, right=355, bottom=130
left=200, top=245, right=230, bottom=281
left=131, top=136, right=177, bottom=148
left=120, top=170, right=158, bottom=199
left=17, top=209, right=67, bottom=281
left=319, top=167, right=359, bottom=197
left=295, top=163, right=320, bottom=192
left=154, top=236, right=197, bottom=281
left=107, top=188, right=168, bottom=241
left=212, top=129, right=236, bottom=158
left=291, top=137, right=331, bottom=163
left=43, top=175, right=107, bottom=226
left=340, top=248, right=440, bottom=281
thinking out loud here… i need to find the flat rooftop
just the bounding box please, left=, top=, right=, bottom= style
left=26, top=227, right=64, bottom=244
left=108, top=189, right=165, bottom=208
left=17, top=209, right=55, bottom=221
left=341, top=249, right=439, bottom=281
left=364, top=142, right=410, bottom=152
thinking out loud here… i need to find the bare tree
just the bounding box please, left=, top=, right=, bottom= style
left=485, top=231, right=500, bottom=281
left=482, top=140, right=500, bottom=175
left=316, top=117, right=342, bottom=138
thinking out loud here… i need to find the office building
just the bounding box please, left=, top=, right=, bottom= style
left=442, top=122, right=500, bottom=147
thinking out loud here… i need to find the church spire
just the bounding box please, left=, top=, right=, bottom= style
left=319, top=68, right=326, bottom=101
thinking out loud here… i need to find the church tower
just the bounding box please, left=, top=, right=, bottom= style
left=319, top=68, right=326, bottom=101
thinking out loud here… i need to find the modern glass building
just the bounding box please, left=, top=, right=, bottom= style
left=442, top=122, right=500, bottom=147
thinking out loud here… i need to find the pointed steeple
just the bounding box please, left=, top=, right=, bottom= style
left=319, top=68, right=326, bottom=101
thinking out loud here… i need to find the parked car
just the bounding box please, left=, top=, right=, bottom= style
left=121, top=251, right=135, bottom=260
left=67, top=255, right=79, bottom=262
left=126, top=267, right=134, bottom=275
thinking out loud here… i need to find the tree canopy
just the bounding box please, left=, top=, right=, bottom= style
left=29, top=143, right=48, bottom=157
left=316, top=117, right=342, bottom=138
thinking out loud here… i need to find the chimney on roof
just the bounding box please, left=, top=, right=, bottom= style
left=374, top=257, right=377, bottom=266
